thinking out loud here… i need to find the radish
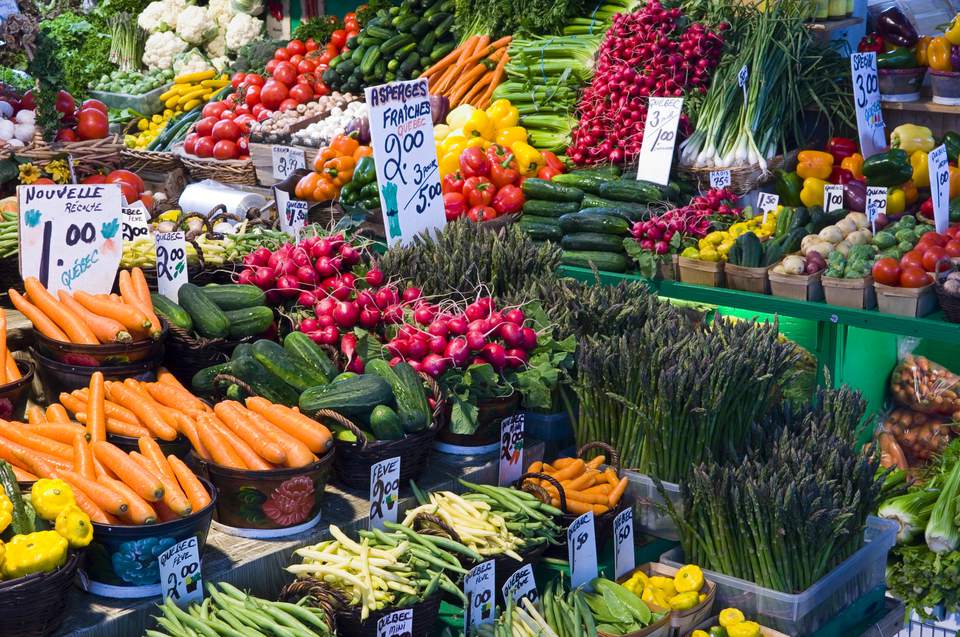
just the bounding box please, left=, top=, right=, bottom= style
left=333, top=301, right=360, bottom=328
left=359, top=307, right=381, bottom=328
left=468, top=319, right=490, bottom=334
left=407, top=338, right=429, bottom=360
left=444, top=337, right=470, bottom=365
left=465, top=302, right=486, bottom=322
left=447, top=316, right=469, bottom=335
left=315, top=256, right=336, bottom=277
left=487, top=311, right=504, bottom=329
left=480, top=343, right=507, bottom=370
left=520, top=327, right=538, bottom=350
left=471, top=357, right=487, bottom=367
left=499, top=322, right=524, bottom=348
left=505, top=348, right=529, bottom=368
left=402, top=287, right=421, bottom=302
left=316, top=314, right=335, bottom=329
left=399, top=324, right=420, bottom=340
left=250, top=247, right=271, bottom=266
left=316, top=297, right=336, bottom=315
left=414, top=305, right=435, bottom=325
left=365, top=269, right=384, bottom=286
left=307, top=330, right=326, bottom=344
left=427, top=320, right=448, bottom=337
left=466, top=330, right=486, bottom=351
left=383, top=304, right=403, bottom=324
left=340, top=245, right=361, bottom=266
left=389, top=356, right=403, bottom=366
left=330, top=279, right=352, bottom=301
left=356, top=289, right=377, bottom=308
left=504, top=309, right=525, bottom=325
left=329, top=257, right=344, bottom=273
left=297, top=265, right=319, bottom=286
left=291, top=247, right=312, bottom=267
left=318, top=326, right=339, bottom=345
left=428, top=335, right=447, bottom=354
left=407, top=360, right=423, bottom=372
left=237, top=268, right=255, bottom=285
left=276, top=275, right=301, bottom=298
left=340, top=272, right=357, bottom=289
left=420, top=354, right=448, bottom=377
left=375, top=286, right=398, bottom=309
left=347, top=356, right=365, bottom=373
left=298, top=290, right=318, bottom=307
left=252, top=267, right=275, bottom=289
left=299, top=317, right=319, bottom=332
left=386, top=339, right=410, bottom=357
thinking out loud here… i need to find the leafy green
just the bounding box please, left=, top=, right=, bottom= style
left=291, top=16, right=341, bottom=44
left=38, top=12, right=114, bottom=99
left=441, top=363, right=510, bottom=435
left=0, top=67, right=33, bottom=93
left=887, top=544, right=960, bottom=618
left=91, top=0, right=153, bottom=18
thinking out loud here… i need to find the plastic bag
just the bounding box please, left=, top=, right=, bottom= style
left=889, top=352, right=960, bottom=415
left=882, top=408, right=953, bottom=465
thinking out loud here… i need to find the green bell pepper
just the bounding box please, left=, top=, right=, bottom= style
left=862, top=149, right=913, bottom=186
left=353, top=156, right=377, bottom=185
left=360, top=181, right=378, bottom=198
left=949, top=196, right=960, bottom=222
left=941, top=131, right=960, bottom=164
left=774, top=169, right=803, bottom=207
left=339, top=180, right=361, bottom=205
left=877, top=47, right=919, bottom=70
left=360, top=196, right=380, bottom=210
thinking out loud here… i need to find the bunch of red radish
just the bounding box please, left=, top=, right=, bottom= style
left=630, top=188, right=741, bottom=254
left=384, top=297, right=538, bottom=378
left=568, top=0, right=725, bottom=165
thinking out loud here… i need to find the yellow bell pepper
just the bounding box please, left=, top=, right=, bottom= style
left=951, top=165, right=960, bottom=198
left=887, top=188, right=906, bottom=215
left=464, top=136, right=486, bottom=149
left=800, top=177, right=827, bottom=208
left=929, top=36, right=953, bottom=72
left=947, top=15, right=960, bottom=45
left=728, top=621, right=762, bottom=637
left=31, top=479, right=75, bottom=522
left=890, top=124, right=935, bottom=154
left=439, top=130, right=467, bottom=158
left=495, top=126, right=528, bottom=149
left=910, top=150, right=930, bottom=187
left=2, top=531, right=68, bottom=579
left=916, top=36, right=932, bottom=66
left=55, top=505, right=93, bottom=548
left=669, top=591, right=701, bottom=611
left=446, top=104, right=476, bottom=130
left=681, top=246, right=700, bottom=258
left=438, top=152, right=461, bottom=178
left=512, top=142, right=544, bottom=176
left=485, top=99, right=519, bottom=130
left=902, top=180, right=919, bottom=205
left=719, top=608, right=746, bottom=627
left=841, top=153, right=864, bottom=180
left=463, top=110, right=495, bottom=140
left=796, top=150, right=834, bottom=180
left=433, top=123, right=451, bottom=142
left=691, top=632, right=710, bottom=637
left=674, top=564, right=705, bottom=593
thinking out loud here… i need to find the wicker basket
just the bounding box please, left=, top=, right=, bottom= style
left=163, top=324, right=256, bottom=388
left=173, top=144, right=257, bottom=186
left=335, top=592, right=441, bottom=637
left=934, top=259, right=960, bottom=322
left=676, top=150, right=798, bottom=196
left=0, top=551, right=81, bottom=637
left=0, top=140, right=32, bottom=161
left=0, top=254, right=23, bottom=309
left=120, top=147, right=181, bottom=173
left=19, top=134, right=123, bottom=179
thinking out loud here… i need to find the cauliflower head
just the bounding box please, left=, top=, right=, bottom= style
left=173, top=49, right=213, bottom=76
left=207, top=0, right=236, bottom=30
left=210, top=56, right=231, bottom=73
left=137, top=0, right=188, bottom=33
left=175, top=5, right=217, bottom=45
left=142, top=31, right=190, bottom=70
left=225, top=13, right=263, bottom=51
left=205, top=31, right=227, bottom=58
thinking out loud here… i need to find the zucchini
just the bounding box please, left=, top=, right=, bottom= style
left=369, top=405, right=405, bottom=440
left=299, top=374, right=394, bottom=418
left=223, top=306, right=274, bottom=339
left=367, top=359, right=430, bottom=432
left=192, top=361, right=233, bottom=394
left=150, top=294, right=192, bottom=330
left=597, top=179, right=664, bottom=203
left=551, top=172, right=611, bottom=195
left=519, top=217, right=563, bottom=242
left=521, top=178, right=584, bottom=203
left=522, top=199, right=580, bottom=217
left=178, top=283, right=229, bottom=338
left=283, top=331, right=336, bottom=383
left=558, top=211, right=630, bottom=235
left=201, top=284, right=266, bottom=310
left=0, top=460, right=31, bottom=534
left=231, top=355, right=300, bottom=406
left=252, top=339, right=327, bottom=391
left=561, top=232, right=626, bottom=253
left=560, top=250, right=628, bottom=273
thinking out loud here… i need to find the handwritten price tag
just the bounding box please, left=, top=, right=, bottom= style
left=568, top=511, right=598, bottom=590
left=159, top=537, right=202, bottom=607
left=282, top=199, right=309, bottom=239
left=498, top=414, right=524, bottom=487
left=866, top=186, right=887, bottom=233
left=823, top=184, right=844, bottom=213
left=613, top=508, right=636, bottom=579
left=929, top=145, right=950, bottom=234
left=502, top=564, right=538, bottom=606
left=369, top=456, right=400, bottom=530
left=709, top=170, right=732, bottom=190
left=155, top=231, right=188, bottom=301
left=122, top=201, right=151, bottom=242
left=850, top=52, right=885, bottom=158
left=272, top=146, right=306, bottom=180
left=636, top=96, right=683, bottom=186
left=757, top=192, right=779, bottom=225
left=377, top=608, right=413, bottom=637
left=464, top=560, right=496, bottom=631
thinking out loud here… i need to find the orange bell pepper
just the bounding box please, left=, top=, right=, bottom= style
left=323, top=156, right=356, bottom=185
left=353, top=146, right=373, bottom=160
left=841, top=153, right=864, bottom=180
left=796, top=150, right=834, bottom=180
left=329, top=135, right=360, bottom=157
left=312, top=175, right=339, bottom=201
left=951, top=165, right=960, bottom=198
left=916, top=36, right=932, bottom=67
left=901, top=179, right=919, bottom=205
left=929, top=36, right=953, bottom=72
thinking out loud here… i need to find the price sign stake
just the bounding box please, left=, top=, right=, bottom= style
left=377, top=608, right=413, bottom=637
left=272, top=146, right=306, bottom=180
left=568, top=511, right=598, bottom=589
left=369, top=456, right=400, bottom=530
left=498, top=414, right=524, bottom=486
left=613, top=508, right=636, bottom=579
left=929, top=144, right=950, bottom=234
left=158, top=537, right=202, bottom=607
left=757, top=192, right=779, bottom=225
left=850, top=52, right=885, bottom=158
left=823, top=184, right=844, bottom=213
left=866, top=186, right=888, bottom=234
left=709, top=170, right=732, bottom=190
left=155, top=231, right=188, bottom=301
left=464, top=560, right=496, bottom=632
left=502, top=564, right=538, bottom=606
left=636, top=96, right=683, bottom=186
left=121, top=200, right=151, bottom=242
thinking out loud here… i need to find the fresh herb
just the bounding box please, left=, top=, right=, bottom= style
left=291, top=15, right=341, bottom=44
left=38, top=12, right=113, bottom=99
left=0, top=67, right=34, bottom=94
left=887, top=545, right=960, bottom=618
left=27, top=31, right=66, bottom=141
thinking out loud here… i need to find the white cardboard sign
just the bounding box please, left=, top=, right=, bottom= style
left=757, top=192, right=779, bottom=225
left=930, top=144, right=951, bottom=234
left=636, top=97, right=683, bottom=186
left=272, top=145, right=306, bottom=180
left=464, top=560, right=496, bottom=631
left=282, top=199, right=309, bottom=238
left=369, top=456, right=400, bottom=530
left=121, top=200, right=151, bottom=242
left=613, top=508, right=636, bottom=579
left=502, top=563, right=538, bottom=605
left=823, top=184, right=844, bottom=213
left=568, top=511, right=598, bottom=589
left=866, top=186, right=888, bottom=234
left=498, top=414, right=524, bottom=487
left=850, top=52, right=885, bottom=158
left=377, top=608, right=413, bottom=637
left=155, top=231, right=188, bottom=301
left=159, top=537, right=202, bottom=606
left=709, top=170, right=731, bottom=190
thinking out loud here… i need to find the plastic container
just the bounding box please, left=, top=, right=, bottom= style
left=88, top=84, right=170, bottom=117
left=34, top=322, right=167, bottom=366
left=875, top=281, right=938, bottom=317
left=678, top=257, right=724, bottom=287
left=626, top=471, right=682, bottom=541
left=931, top=70, right=960, bottom=106
left=524, top=410, right=575, bottom=459
left=879, top=68, right=927, bottom=103
left=822, top=275, right=876, bottom=309
left=31, top=348, right=161, bottom=394
left=724, top=263, right=770, bottom=294
left=768, top=267, right=824, bottom=301
left=661, top=517, right=898, bottom=636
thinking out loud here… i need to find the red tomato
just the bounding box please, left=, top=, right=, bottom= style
left=233, top=104, right=251, bottom=116
left=265, top=59, right=279, bottom=75
left=900, top=250, right=925, bottom=270
left=243, top=84, right=262, bottom=106
left=81, top=99, right=108, bottom=114
left=213, top=139, right=239, bottom=160
left=75, top=108, right=108, bottom=140
left=287, top=39, right=306, bottom=56
left=289, top=83, right=313, bottom=103
left=946, top=240, right=960, bottom=257
left=279, top=98, right=299, bottom=111
left=313, top=81, right=330, bottom=97
left=202, top=101, right=228, bottom=118
left=116, top=181, right=138, bottom=204
left=139, top=193, right=155, bottom=211
left=55, top=90, right=75, bottom=115
left=55, top=128, right=78, bottom=142
left=106, top=169, right=145, bottom=195
left=272, top=61, right=298, bottom=86
left=237, top=136, right=249, bottom=155
left=305, top=37, right=318, bottom=52
left=900, top=266, right=932, bottom=288
left=251, top=103, right=266, bottom=117
left=346, top=29, right=359, bottom=40
left=329, top=29, right=347, bottom=50
left=274, top=47, right=290, bottom=61
left=194, top=135, right=216, bottom=158
left=289, top=54, right=304, bottom=66
left=233, top=114, right=255, bottom=134
left=921, top=231, right=947, bottom=247
left=317, top=51, right=333, bottom=65
left=344, top=17, right=358, bottom=31
left=260, top=80, right=289, bottom=110
left=82, top=174, right=108, bottom=184
left=219, top=110, right=235, bottom=120
left=923, top=246, right=949, bottom=272
left=872, top=258, right=901, bottom=286
left=256, top=109, right=271, bottom=122
left=231, top=72, right=247, bottom=88
left=467, top=206, right=496, bottom=222
left=326, top=43, right=339, bottom=57
left=212, top=119, right=241, bottom=142
left=195, top=116, right=218, bottom=137
left=297, top=59, right=316, bottom=74
left=244, top=74, right=265, bottom=87
left=184, top=132, right=199, bottom=155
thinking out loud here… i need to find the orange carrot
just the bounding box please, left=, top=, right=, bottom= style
left=119, top=379, right=180, bottom=432
left=0, top=308, right=8, bottom=385
left=433, top=36, right=481, bottom=93
left=58, top=290, right=132, bottom=344
left=88, top=371, right=107, bottom=443
left=73, top=290, right=151, bottom=335
left=583, top=483, right=613, bottom=495
left=174, top=415, right=209, bottom=461
left=24, top=277, right=98, bottom=344
left=0, top=434, right=73, bottom=472
left=213, top=401, right=288, bottom=465
left=552, top=458, right=575, bottom=469
left=105, top=382, right=178, bottom=441
left=93, top=441, right=165, bottom=502
left=460, top=35, right=511, bottom=68
left=119, top=270, right=162, bottom=339
left=7, top=289, right=68, bottom=341
left=74, top=411, right=151, bottom=438
left=45, top=404, right=71, bottom=424
left=206, top=414, right=272, bottom=470
left=585, top=455, right=606, bottom=470
left=137, top=436, right=175, bottom=482
left=74, top=435, right=95, bottom=480
left=8, top=444, right=56, bottom=477
left=92, top=455, right=115, bottom=479
left=72, top=389, right=141, bottom=425
left=153, top=500, right=180, bottom=523
left=196, top=414, right=247, bottom=469
left=449, top=65, right=491, bottom=107
left=553, top=459, right=585, bottom=481
left=551, top=497, right=607, bottom=515
left=608, top=476, right=628, bottom=507
left=97, top=475, right=156, bottom=524
left=32, top=423, right=88, bottom=444
left=168, top=455, right=211, bottom=511
left=561, top=489, right=609, bottom=506
left=130, top=452, right=191, bottom=516
left=477, top=51, right=509, bottom=108
left=603, top=467, right=619, bottom=486
left=238, top=405, right=316, bottom=468
left=130, top=267, right=153, bottom=306
left=245, top=397, right=333, bottom=454
left=8, top=447, right=113, bottom=522
left=3, top=423, right=74, bottom=459
left=156, top=368, right=186, bottom=388
left=58, top=467, right=129, bottom=515
left=146, top=382, right=211, bottom=418
left=26, top=405, right=47, bottom=425
left=4, top=353, right=19, bottom=381
left=527, top=461, right=544, bottom=474
left=459, top=73, right=492, bottom=108
left=562, top=471, right=596, bottom=492
left=11, top=466, right=37, bottom=482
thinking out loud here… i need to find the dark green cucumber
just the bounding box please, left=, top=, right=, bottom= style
left=178, top=283, right=229, bottom=338
left=561, top=232, right=627, bottom=252
left=201, top=284, right=266, bottom=310
left=597, top=179, right=664, bottom=203
left=369, top=405, right=405, bottom=440
left=0, top=461, right=31, bottom=534
left=522, top=178, right=584, bottom=203
left=366, top=359, right=429, bottom=432
left=151, top=294, right=192, bottom=330
left=192, top=362, right=233, bottom=394
left=380, top=33, right=414, bottom=55
left=522, top=199, right=580, bottom=217
left=232, top=343, right=254, bottom=361
left=558, top=212, right=630, bottom=235
left=519, top=217, right=563, bottom=241
left=581, top=194, right=651, bottom=217
left=252, top=339, right=327, bottom=391
left=283, top=331, right=336, bottom=383
left=430, top=41, right=456, bottom=61
left=223, top=306, right=274, bottom=339
left=299, top=374, right=394, bottom=417
left=230, top=355, right=300, bottom=406
left=361, top=46, right=381, bottom=75
left=551, top=172, right=611, bottom=195
left=560, top=250, right=628, bottom=273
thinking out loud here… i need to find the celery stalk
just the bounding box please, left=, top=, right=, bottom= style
left=926, top=461, right=960, bottom=554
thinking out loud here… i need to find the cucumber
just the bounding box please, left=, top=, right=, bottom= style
left=0, top=460, right=31, bottom=534
left=597, top=179, right=664, bottom=203
left=230, top=355, right=300, bottom=406
left=577, top=206, right=637, bottom=222
left=581, top=194, right=651, bottom=218
left=252, top=339, right=327, bottom=391
left=427, top=11, right=451, bottom=25
left=418, top=31, right=437, bottom=55
left=367, top=360, right=430, bottom=433
left=201, top=284, right=266, bottom=310
left=299, top=374, right=394, bottom=418
left=551, top=172, right=611, bottom=195
left=380, top=33, right=414, bottom=55
left=398, top=50, right=419, bottom=75
left=232, top=343, right=254, bottom=361
left=283, top=331, right=336, bottom=383
left=519, top=217, right=563, bottom=241
left=411, top=20, right=431, bottom=37
left=522, top=199, right=580, bottom=217
left=178, top=283, right=229, bottom=338
left=332, top=372, right=358, bottom=383
left=571, top=165, right=621, bottom=177
left=430, top=41, right=456, bottom=61
left=223, top=306, right=274, bottom=339
left=558, top=212, right=630, bottom=235
left=369, top=405, right=405, bottom=440
left=560, top=250, right=628, bottom=273
left=521, top=178, right=584, bottom=203
left=361, top=46, right=381, bottom=75
left=365, top=25, right=394, bottom=40
left=192, top=361, right=233, bottom=394
left=561, top=232, right=626, bottom=252
left=433, top=13, right=454, bottom=37
left=395, top=15, right=418, bottom=31
left=151, top=294, right=192, bottom=330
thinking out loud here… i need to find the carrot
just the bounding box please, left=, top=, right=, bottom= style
left=459, top=73, right=492, bottom=108
left=561, top=489, right=610, bottom=506
left=553, top=459, right=585, bottom=481
left=4, top=353, right=19, bottom=381
left=58, top=290, right=132, bottom=344
left=175, top=415, right=209, bottom=461
left=213, top=401, right=288, bottom=465
left=608, top=476, right=628, bottom=507
left=58, top=468, right=129, bottom=515
left=206, top=414, right=272, bottom=470
left=448, top=65, right=489, bottom=106
left=157, top=368, right=186, bottom=389
left=8, top=444, right=56, bottom=478
left=153, top=500, right=180, bottom=523
left=168, top=455, right=211, bottom=511
left=74, top=411, right=151, bottom=438
left=583, top=483, right=613, bottom=495
left=461, top=35, right=511, bottom=68
left=130, top=452, right=191, bottom=516
left=603, top=467, right=619, bottom=486
left=45, top=404, right=71, bottom=424
left=585, top=455, right=606, bottom=470
left=562, top=471, right=596, bottom=492
left=527, top=461, right=544, bottom=474
left=423, top=36, right=473, bottom=78
left=550, top=497, right=606, bottom=516
left=11, top=466, right=37, bottom=482
left=73, top=290, right=151, bottom=334
left=119, top=379, right=180, bottom=433
left=146, top=381, right=211, bottom=418
left=88, top=371, right=107, bottom=443
left=3, top=422, right=74, bottom=459
left=72, top=389, right=141, bottom=425
left=97, top=475, right=156, bottom=524
left=105, top=382, right=178, bottom=441
left=477, top=50, right=509, bottom=108
left=435, top=35, right=484, bottom=94
left=0, top=434, right=73, bottom=472
left=26, top=405, right=47, bottom=425
left=240, top=406, right=316, bottom=468
left=119, top=270, right=162, bottom=339
left=32, top=423, right=88, bottom=444
left=137, top=436, right=175, bottom=482
left=130, top=268, right=153, bottom=306
left=244, top=397, right=333, bottom=454
left=74, top=435, right=95, bottom=480
left=551, top=458, right=575, bottom=470
left=93, top=441, right=165, bottom=502
left=0, top=308, right=8, bottom=384
left=7, top=447, right=106, bottom=523
left=7, top=289, right=68, bottom=341
left=196, top=415, right=247, bottom=469
left=24, top=277, right=98, bottom=344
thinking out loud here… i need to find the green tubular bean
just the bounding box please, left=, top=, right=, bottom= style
left=252, top=601, right=316, bottom=636
left=410, top=479, right=429, bottom=505
left=422, top=570, right=442, bottom=599
left=407, top=544, right=467, bottom=573
left=231, top=606, right=298, bottom=637
left=215, top=609, right=266, bottom=637
left=155, top=617, right=192, bottom=637
left=438, top=574, right=467, bottom=602
left=164, top=600, right=219, bottom=637
left=145, top=631, right=174, bottom=637
left=204, top=617, right=248, bottom=637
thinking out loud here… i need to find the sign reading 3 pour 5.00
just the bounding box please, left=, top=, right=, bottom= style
left=17, top=184, right=122, bottom=295
left=365, top=79, right=446, bottom=245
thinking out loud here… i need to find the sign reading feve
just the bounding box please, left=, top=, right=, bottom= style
left=272, top=145, right=307, bottom=180
left=122, top=200, right=151, bottom=242
left=365, top=79, right=445, bottom=245
left=369, top=456, right=400, bottom=530
left=850, top=52, right=885, bottom=158
left=613, top=507, right=636, bottom=579
left=17, top=183, right=122, bottom=295
left=377, top=608, right=413, bottom=637
left=498, top=414, right=524, bottom=487
left=464, top=560, right=496, bottom=631
left=158, top=536, right=202, bottom=606
left=636, top=97, right=684, bottom=186
left=155, top=231, right=188, bottom=301
left=568, top=511, right=598, bottom=589
left=929, top=144, right=951, bottom=234
left=501, top=563, right=538, bottom=605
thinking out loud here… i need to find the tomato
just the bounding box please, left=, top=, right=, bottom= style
left=231, top=72, right=247, bottom=88
left=55, top=128, right=78, bottom=142
left=75, top=107, right=108, bottom=140
left=237, top=136, right=249, bottom=155
left=921, top=231, right=947, bottom=247
left=116, top=181, right=138, bottom=204
left=297, top=59, right=316, bottom=74
left=289, top=54, right=304, bottom=67
left=55, top=90, right=75, bottom=115
left=326, top=43, right=339, bottom=57
left=946, top=240, right=960, bottom=258
left=195, top=116, right=218, bottom=137
left=923, top=245, right=949, bottom=272
left=260, top=80, right=289, bottom=110
left=202, top=101, right=228, bottom=118
left=212, top=119, right=241, bottom=142
left=317, top=51, right=333, bottom=65
left=872, top=258, right=901, bottom=286
left=233, top=114, right=255, bottom=134
left=313, top=81, right=330, bottom=97
left=184, top=132, right=199, bottom=155
left=900, top=266, right=932, bottom=288
left=346, top=29, right=359, bottom=40
left=272, top=61, right=298, bottom=86
left=900, top=250, right=925, bottom=270
left=463, top=176, right=495, bottom=207
left=233, top=104, right=251, bottom=116
left=213, top=139, right=239, bottom=160
left=257, top=109, right=271, bottom=122
left=329, top=29, right=347, bottom=50
left=139, top=193, right=155, bottom=211
left=467, top=206, right=496, bottom=222
left=287, top=39, right=306, bottom=55
left=289, top=83, right=313, bottom=103
left=305, top=37, right=318, bottom=52
left=265, top=59, right=279, bottom=75
left=344, top=16, right=358, bottom=32
left=244, top=73, right=265, bottom=87
left=82, top=174, right=108, bottom=184
left=274, top=47, right=290, bottom=61
left=243, top=84, right=261, bottom=106
left=81, top=99, right=108, bottom=114
left=194, top=135, right=216, bottom=158
left=251, top=103, right=266, bottom=117
left=279, top=98, right=299, bottom=111
left=221, top=110, right=236, bottom=120
left=107, top=169, right=145, bottom=195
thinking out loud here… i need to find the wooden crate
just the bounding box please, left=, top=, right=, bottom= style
left=249, top=113, right=328, bottom=187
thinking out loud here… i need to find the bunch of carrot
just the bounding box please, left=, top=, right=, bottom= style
left=9, top=268, right=162, bottom=345
left=525, top=454, right=629, bottom=516
left=0, top=307, right=23, bottom=386
left=422, top=34, right=512, bottom=109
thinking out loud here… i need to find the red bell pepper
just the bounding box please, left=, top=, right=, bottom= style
left=490, top=154, right=520, bottom=188
left=463, top=176, right=495, bottom=207
left=920, top=197, right=934, bottom=220
left=459, top=147, right=490, bottom=178
left=858, top=33, right=885, bottom=53
left=541, top=150, right=565, bottom=173
left=830, top=166, right=855, bottom=184
left=491, top=184, right=524, bottom=214
left=826, top=137, right=859, bottom=163
left=537, top=166, right=561, bottom=180
left=468, top=206, right=496, bottom=222
left=442, top=171, right=465, bottom=193
left=444, top=192, right=467, bottom=221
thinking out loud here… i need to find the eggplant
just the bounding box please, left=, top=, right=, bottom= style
left=429, top=94, right=450, bottom=126
left=345, top=117, right=371, bottom=145
left=843, top=178, right=866, bottom=213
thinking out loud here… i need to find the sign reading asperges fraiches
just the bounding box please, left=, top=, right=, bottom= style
left=365, top=78, right=445, bottom=245
left=18, top=183, right=122, bottom=295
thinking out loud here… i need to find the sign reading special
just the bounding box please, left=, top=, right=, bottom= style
left=365, top=79, right=446, bottom=245
left=18, top=183, right=122, bottom=295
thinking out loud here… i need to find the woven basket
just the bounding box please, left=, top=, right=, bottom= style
left=0, top=551, right=81, bottom=637
left=0, top=254, right=22, bottom=309
left=335, top=592, right=441, bottom=637
left=19, top=134, right=124, bottom=178
left=0, top=140, right=32, bottom=161
left=163, top=324, right=256, bottom=387
left=173, top=144, right=257, bottom=186
left=934, top=259, right=960, bottom=322
left=676, top=150, right=798, bottom=196
left=120, top=147, right=181, bottom=173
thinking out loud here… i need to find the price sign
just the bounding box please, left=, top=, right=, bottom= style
left=282, top=199, right=309, bottom=239
left=866, top=186, right=888, bottom=233
left=369, top=456, right=400, bottom=530
left=929, top=144, right=950, bottom=234
left=67, top=155, right=77, bottom=184
left=17, top=183, right=122, bottom=294
left=567, top=511, right=598, bottom=590
left=272, top=146, right=306, bottom=180
left=122, top=200, right=151, bottom=242
left=757, top=192, right=779, bottom=225
left=823, top=184, right=844, bottom=213
left=464, top=560, right=496, bottom=631
left=709, top=170, right=732, bottom=190
left=498, top=414, right=524, bottom=487
left=366, top=79, right=446, bottom=245
left=636, top=96, right=683, bottom=186
left=613, top=508, right=635, bottom=580
left=850, top=52, right=885, bottom=158
left=155, top=231, right=188, bottom=301
left=738, top=65, right=749, bottom=88
left=502, top=564, right=538, bottom=606
left=158, top=537, right=202, bottom=607
left=377, top=608, right=413, bottom=637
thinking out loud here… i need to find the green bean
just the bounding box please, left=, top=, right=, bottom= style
left=270, top=601, right=331, bottom=633
left=164, top=600, right=219, bottom=637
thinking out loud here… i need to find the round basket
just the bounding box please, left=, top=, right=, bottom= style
left=0, top=550, right=81, bottom=637
left=935, top=259, right=960, bottom=322
left=35, top=320, right=167, bottom=366
left=334, top=591, right=441, bottom=637
left=120, top=147, right=181, bottom=173
left=162, top=324, right=255, bottom=387
left=173, top=144, right=257, bottom=186
left=676, top=150, right=798, bottom=196
left=19, top=135, right=124, bottom=179
left=0, top=254, right=23, bottom=309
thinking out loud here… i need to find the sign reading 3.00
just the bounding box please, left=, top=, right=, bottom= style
left=850, top=52, right=885, bottom=158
